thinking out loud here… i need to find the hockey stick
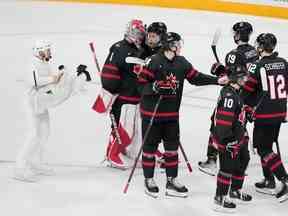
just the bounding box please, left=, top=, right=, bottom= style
left=179, top=142, right=192, bottom=173
left=89, top=42, right=101, bottom=73
left=123, top=95, right=163, bottom=194
left=33, top=70, right=38, bottom=90
left=211, top=28, right=221, bottom=63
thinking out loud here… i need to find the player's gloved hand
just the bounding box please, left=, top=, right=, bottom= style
left=77, top=64, right=91, bottom=81
left=226, top=140, right=240, bottom=159
left=152, top=80, right=178, bottom=95
left=244, top=105, right=255, bottom=122
left=211, top=62, right=227, bottom=77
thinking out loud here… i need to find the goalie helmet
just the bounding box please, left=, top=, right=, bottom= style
left=232, top=21, right=253, bottom=43
left=124, top=19, right=145, bottom=49
left=33, top=40, right=52, bottom=61
left=162, top=32, right=183, bottom=52
left=255, top=33, right=277, bottom=53
left=228, top=65, right=248, bottom=85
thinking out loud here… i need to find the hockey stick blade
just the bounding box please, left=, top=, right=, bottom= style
left=211, top=28, right=221, bottom=63
left=125, top=57, right=146, bottom=66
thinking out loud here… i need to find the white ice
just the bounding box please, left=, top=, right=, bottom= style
left=0, top=1, right=287, bottom=215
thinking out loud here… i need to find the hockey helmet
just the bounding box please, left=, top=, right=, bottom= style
left=255, top=33, right=277, bottom=53
left=232, top=21, right=253, bottom=43
left=33, top=40, right=52, bottom=61
left=228, top=65, right=248, bottom=85
left=125, top=19, right=145, bottom=48
left=146, top=22, right=167, bottom=48
left=162, top=32, right=183, bottom=52
left=147, top=22, right=167, bottom=38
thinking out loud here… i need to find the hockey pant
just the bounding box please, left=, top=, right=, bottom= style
left=16, top=72, right=86, bottom=169
left=142, top=120, right=180, bottom=179
left=214, top=136, right=250, bottom=196
left=253, top=123, right=287, bottom=182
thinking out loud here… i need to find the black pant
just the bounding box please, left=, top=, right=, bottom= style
left=142, top=119, right=180, bottom=178
left=253, top=123, right=286, bottom=181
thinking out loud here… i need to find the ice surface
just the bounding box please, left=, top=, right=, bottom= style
left=0, top=1, right=287, bottom=215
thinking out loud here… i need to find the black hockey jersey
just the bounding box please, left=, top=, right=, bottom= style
left=225, top=43, right=258, bottom=69
left=225, top=43, right=259, bottom=107
left=101, top=39, right=143, bottom=104
left=139, top=52, right=218, bottom=121
left=242, top=53, right=288, bottom=125
left=213, top=85, right=246, bottom=145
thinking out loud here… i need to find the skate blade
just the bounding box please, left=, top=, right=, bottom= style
left=255, top=188, right=276, bottom=196
left=278, top=194, right=288, bottom=203
left=198, top=167, right=216, bottom=176
left=213, top=205, right=236, bottom=214
left=230, top=197, right=252, bottom=205
left=165, top=189, right=188, bottom=198
left=145, top=189, right=159, bottom=198
left=13, top=176, right=39, bottom=183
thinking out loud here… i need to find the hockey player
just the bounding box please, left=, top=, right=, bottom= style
left=198, top=21, right=258, bottom=176
left=212, top=66, right=251, bottom=212
left=242, top=33, right=288, bottom=203
left=14, top=40, right=91, bottom=182
left=138, top=32, right=228, bottom=198
left=97, top=19, right=146, bottom=169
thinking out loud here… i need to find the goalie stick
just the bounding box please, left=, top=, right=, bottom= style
left=89, top=42, right=101, bottom=73
left=211, top=28, right=221, bottom=63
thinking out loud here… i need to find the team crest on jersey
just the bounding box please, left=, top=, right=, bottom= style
left=166, top=73, right=179, bottom=90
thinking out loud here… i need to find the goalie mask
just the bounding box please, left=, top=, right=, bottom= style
left=146, top=22, right=167, bottom=48
left=33, top=40, right=52, bottom=62
left=232, top=21, right=253, bottom=44
left=124, top=19, right=145, bottom=49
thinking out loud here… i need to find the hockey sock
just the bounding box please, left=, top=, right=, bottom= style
left=231, top=175, right=245, bottom=191
left=216, top=171, right=232, bottom=196
left=142, top=151, right=156, bottom=178
left=263, top=153, right=287, bottom=181
left=164, top=151, right=178, bottom=178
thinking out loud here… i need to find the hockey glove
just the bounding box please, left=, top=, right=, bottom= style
left=244, top=105, right=255, bottom=122
left=77, top=64, right=91, bottom=81
left=211, top=62, right=227, bottom=77
left=152, top=80, right=178, bottom=95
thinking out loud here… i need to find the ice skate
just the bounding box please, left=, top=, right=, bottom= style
left=144, top=178, right=159, bottom=198
left=213, top=195, right=236, bottom=213
left=255, top=178, right=276, bottom=195
left=229, top=189, right=252, bottom=203
left=198, top=158, right=217, bottom=176
left=14, top=167, right=39, bottom=183
left=276, top=180, right=288, bottom=203
left=165, top=177, right=188, bottom=198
